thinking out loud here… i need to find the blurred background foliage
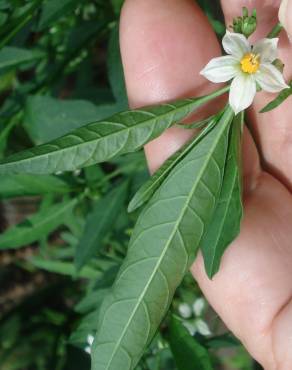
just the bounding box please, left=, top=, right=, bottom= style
left=0, top=0, right=257, bottom=369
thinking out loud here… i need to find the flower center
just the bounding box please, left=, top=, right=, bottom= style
left=240, top=53, right=260, bottom=74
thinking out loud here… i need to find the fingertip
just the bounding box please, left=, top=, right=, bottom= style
left=120, top=0, right=222, bottom=172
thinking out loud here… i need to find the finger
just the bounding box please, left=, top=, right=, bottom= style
left=192, top=173, right=292, bottom=369
left=279, top=0, right=292, bottom=38
left=120, top=0, right=225, bottom=174
left=221, top=0, right=292, bottom=190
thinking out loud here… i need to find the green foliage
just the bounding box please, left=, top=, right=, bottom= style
left=0, top=87, right=228, bottom=175
left=128, top=116, right=219, bottom=212
left=0, top=174, right=74, bottom=198
left=75, top=181, right=128, bottom=270
left=200, top=113, right=243, bottom=278
left=91, top=108, right=233, bottom=370
left=0, top=46, right=44, bottom=70
left=0, top=1, right=252, bottom=369
left=260, top=81, right=292, bottom=113
left=169, top=316, right=213, bottom=370
left=0, top=198, right=77, bottom=249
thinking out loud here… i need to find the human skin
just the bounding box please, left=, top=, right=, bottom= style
left=119, top=0, right=292, bottom=369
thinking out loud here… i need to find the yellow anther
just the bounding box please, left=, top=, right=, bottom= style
left=240, top=53, right=260, bottom=74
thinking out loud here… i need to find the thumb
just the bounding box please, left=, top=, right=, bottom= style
left=279, top=0, right=292, bottom=39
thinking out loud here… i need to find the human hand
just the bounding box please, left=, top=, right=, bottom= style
left=120, top=0, right=292, bottom=368
left=279, top=0, right=292, bottom=39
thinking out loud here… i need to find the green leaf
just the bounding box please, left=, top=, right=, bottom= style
left=29, top=257, right=101, bottom=279
left=0, top=47, right=43, bottom=70
left=176, top=114, right=217, bottom=130
left=260, top=82, right=292, bottom=113
left=169, top=316, right=213, bottom=370
left=75, top=182, right=128, bottom=270
left=24, top=96, right=121, bottom=144
left=0, top=86, right=229, bottom=175
left=0, top=174, right=73, bottom=198
left=200, top=114, right=243, bottom=278
left=128, top=118, right=218, bottom=212
left=206, top=333, right=240, bottom=349
left=91, top=107, right=234, bottom=370
left=38, top=0, right=79, bottom=30
left=107, top=23, right=127, bottom=106
left=0, top=198, right=77, bottom=249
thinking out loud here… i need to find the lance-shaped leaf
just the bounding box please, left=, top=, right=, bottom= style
left=128, top=118, right=218, bottom=212
left=200, top=114, right=243, bottom=278
left=0, top=174, right=73, bottom=198
left=0, top=47, right=44, bottom=70
left=91, top=107, right=234, bottom=370
left=0, top=86, right=229, bottom=175
left=169, top=316, right=213, bottom=370
left=75, top=182, right=128, bottom=270
left=260, top=81, right=292, bottom=113
left=0, top=198, right=77, bottom=249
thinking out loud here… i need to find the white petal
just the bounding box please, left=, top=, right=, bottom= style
left=253, top=38, right=278, bottom=63
left=256, top=63, right=290, bottom=93
left=229, top=73, right=256, bottom=114
left=222, top=30, right=251, bottom=59
left=200, top=55, right=239, bottom=83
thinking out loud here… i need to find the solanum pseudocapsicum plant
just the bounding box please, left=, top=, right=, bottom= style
left=0, top=7, right=291, bottom=370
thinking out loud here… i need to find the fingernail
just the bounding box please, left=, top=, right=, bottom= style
left=279, top=0, right=292, bottom=41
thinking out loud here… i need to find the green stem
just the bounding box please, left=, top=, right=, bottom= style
left=267, top=22, right=283, bottom=38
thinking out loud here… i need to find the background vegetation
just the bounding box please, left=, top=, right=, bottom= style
left=0, top=0, right=259, bottom=369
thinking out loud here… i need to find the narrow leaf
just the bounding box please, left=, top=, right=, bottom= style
left=0, top=86, right=229, bottom=175
left=175, top=114, right=217, bottom=130
left=38, top=0, right=79, bottom=30
left=0, top=198, right=77, bottom=249
left=24, top=96, right=121, bottom=144
left=29, top=257, right=101, bottom=279
left=75, top=182, right=128, bottom=270
left=128, top=118, right=217, bottom=212
left=260, top=82, right=292, bottom=113
left=200, top=114, right=243, bottom=278
left=169, top=316, right=213, bottom=370
left=91, top=107, right=234, bottom=370
left=0, top=46, right=43, bottom=70
left=0, top=174, right=73, bottom=198
left=107, top=23, right=127, bottom=106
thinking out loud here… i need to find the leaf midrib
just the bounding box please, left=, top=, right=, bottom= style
left=208, top=168, right=238, bottom=274
left=101, top=110, right=231, bottom=370
left=0, top=99, right=199, bottom=168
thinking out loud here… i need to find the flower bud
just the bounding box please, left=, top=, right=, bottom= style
left=231, top=7, right=257, bottom=38
left=242, top=16, right=257, bottom=38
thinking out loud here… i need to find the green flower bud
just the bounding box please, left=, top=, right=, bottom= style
left=242, top=16, right=257, bottom=38
left=231, top=7, right=257, bottom=38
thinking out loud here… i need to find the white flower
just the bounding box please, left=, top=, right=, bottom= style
left=200, top=30, right=289, bottom=114
left=178, top=303, right=192, bottom=318
left=192, top=298, right=205, bottom=317
left=195, top=319, right=212, bottom=336
left=85, top=334, right=95, bottom=354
